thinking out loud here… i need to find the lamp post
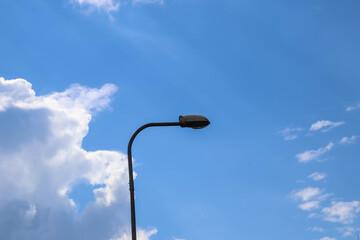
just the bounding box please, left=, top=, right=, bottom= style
left=127, top=115, right=210, bottom=240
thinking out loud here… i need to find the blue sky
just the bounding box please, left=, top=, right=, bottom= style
left=1, top=0, right=360, bottom=240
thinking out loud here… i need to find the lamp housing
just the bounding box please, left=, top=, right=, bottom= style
left=179, top=115, right=210, bottom=129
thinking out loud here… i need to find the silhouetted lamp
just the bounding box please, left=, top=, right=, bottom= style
left=179, top=115, right=210, bottom=129
left=127, top=115, right=210, bottom=240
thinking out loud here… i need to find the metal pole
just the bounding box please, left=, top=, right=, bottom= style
left=127, top=122, right=181, bottom=240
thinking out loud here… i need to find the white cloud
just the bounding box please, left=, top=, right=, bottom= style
left=296, top=143, right=334, bottom=163
left=346, top=103, right=360, bottom=111
left=320, top=237, right=336, bottom=240
left=340, top=136, right=358, bottom=144
left=71, top=0, right=164, bottom=12
left=278, top=127, right=303, bottom=141
left=308, top=212, right=321, bottom=218
left=309, top=226, right=325, bottom=232
left=310, top=120, right=345, bottom=132
left=71, top=0, right=120, bottom=12
left=290, top=187, right=330, bottom=212
left=133, top=0, right=164, bottom=4
left=112, top=228, right=158, bottom=240
left=309, top=172, right=326, bottom=181
left=336, top=226, right=359, bottom=237
left=290, top=187, right=326, bottom=202
left=0, top=77, right=155, bottom=239
left=299, top=201, right=320, bottom=211
left=322, top=201, right=360, bottom=224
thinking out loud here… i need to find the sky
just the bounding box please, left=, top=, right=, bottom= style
left=0, top=0, right=360, bottom=240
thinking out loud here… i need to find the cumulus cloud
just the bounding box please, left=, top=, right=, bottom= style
left=296, top=143, right=334, bottom=163
left=308, top=172, right=326, bottom=181
left=0, top=77, right=155, bottom=239
left=346, top=103, right=360, bottom=112
left=310, top=120, right=345, bottom=132
left=322, top=201, right=360, bottom=224
left=340, top=136, right=358, bottom=144
left=278, top=127, right=303, bottom=141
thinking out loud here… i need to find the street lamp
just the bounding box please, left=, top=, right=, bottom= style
left=127, top=115, right=210, bottom=240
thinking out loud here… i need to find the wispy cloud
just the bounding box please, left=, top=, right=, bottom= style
left=290, top=187, right=330, bottom=211
left=71, top=0, right=120, bottom=12
left=71, top=0, right=164, bottom=12
left=340, top=136, right=358, bottom=144
left=336, top=226, right=360, bottom=237
left=346, top=103, right=360, bottom=112
left=133, top=0, right=164, bottom=4
left=299, top=201, right=321, bottom=211
left=320, top=237, right=336, bottom=240
left=309, top=172, right=326, bottom=181
left=309, top=226, right=325, bottom=232
left=278, top=127, right=303, bottom=141
left=113, top=229, right=158, bottom=240
left=322, top=201, right=360, bottom=224
left=290, top=187, right=325, bottom=202
left=310, top=120, right=345, bottom=132
left=296, top=143, right=334, bottom=163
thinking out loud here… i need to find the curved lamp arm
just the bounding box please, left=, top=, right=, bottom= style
left=127, top=115, right=210, bottom=240
left=127, top=122, right=180, bottom=240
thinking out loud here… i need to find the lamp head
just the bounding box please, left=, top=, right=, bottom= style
left=179, top=115, right=210, bottom=129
